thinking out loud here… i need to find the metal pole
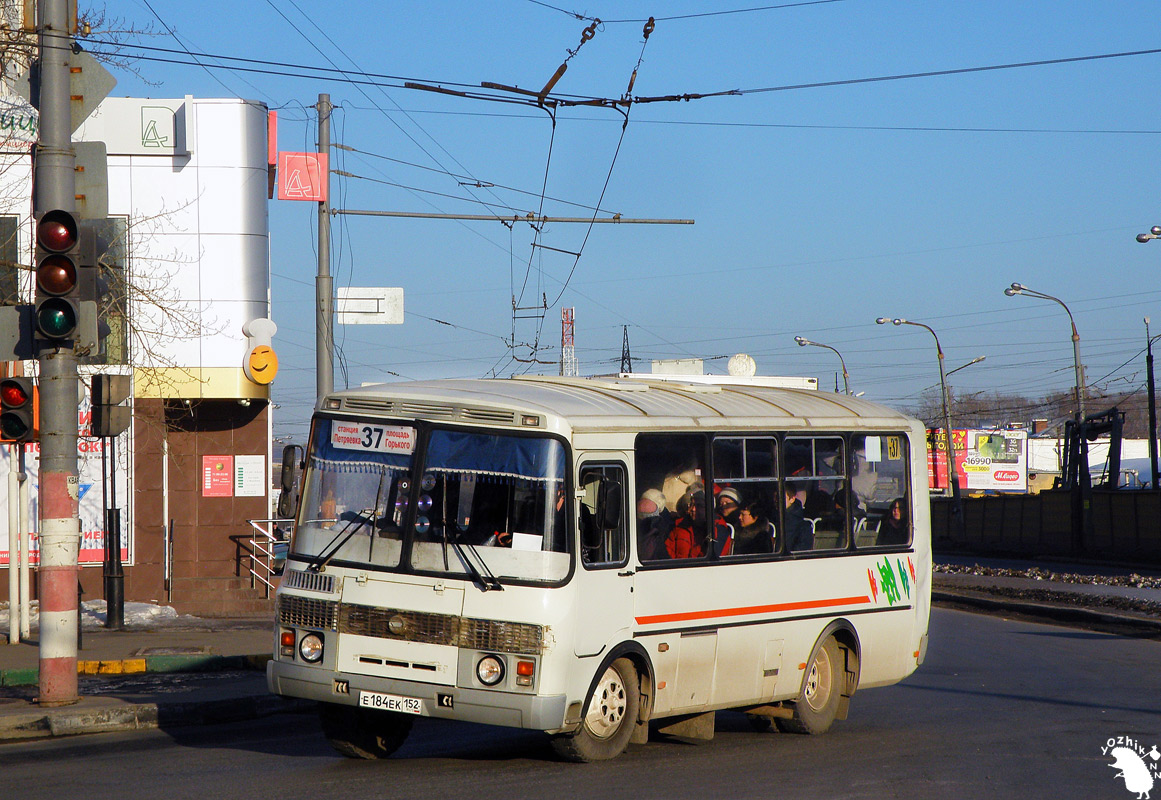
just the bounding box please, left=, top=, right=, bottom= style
left=17, top=448, right=29, bottom=640
left=35, top=0, right=80, bottom=707
left=7, top=453, right=18, bottom=645
left=103, top=436, right=123, bottom=629
left=1147, top=320, right=1159, bottom=489
left=316, top=93, right=334, bottom=401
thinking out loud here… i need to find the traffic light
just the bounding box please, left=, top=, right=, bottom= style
left=34, top=209, right=95, bottom=344
left=0, top=376, right=37, bottom=443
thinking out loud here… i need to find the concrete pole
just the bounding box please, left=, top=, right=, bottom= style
left=35, top=0, right=80, bottom=706
left=316, top=93, right=334, bottom=401
left=1147, top=319, right=1159, bottom=489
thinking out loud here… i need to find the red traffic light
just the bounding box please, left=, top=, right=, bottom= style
left=36, top=210, right=78, bottom=253
left=36, top=254, right=78, bottom=295
left=0, top=377, right=36, bottom=443
left=0, top=380, right=29, bottom=407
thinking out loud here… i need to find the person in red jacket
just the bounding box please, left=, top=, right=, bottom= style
left=666, top=490, right=705, bottom=558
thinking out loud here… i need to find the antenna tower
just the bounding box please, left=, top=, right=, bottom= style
left=560, top=307, right=578, bottom=376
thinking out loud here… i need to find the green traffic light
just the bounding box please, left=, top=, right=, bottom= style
left=36, top=298, right=77, bottom=338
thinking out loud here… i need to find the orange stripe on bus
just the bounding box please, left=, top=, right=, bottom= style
left=634, top=595, right=871, bottom=626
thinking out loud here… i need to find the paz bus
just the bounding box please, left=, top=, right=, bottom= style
left=267, top=375, right=931, bottom=762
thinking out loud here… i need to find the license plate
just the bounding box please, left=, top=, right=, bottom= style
left=358, top=690, right=423, bottom=715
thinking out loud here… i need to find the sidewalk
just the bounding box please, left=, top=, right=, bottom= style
left=0, top=607, right=303, bottom=743
left=1, top=560, right=1159, bottom=745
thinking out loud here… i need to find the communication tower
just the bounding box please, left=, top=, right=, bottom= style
left=560, top=307, right=578, bottom=376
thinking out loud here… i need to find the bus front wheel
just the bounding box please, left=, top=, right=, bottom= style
left=319, top=703, right=413, bottom=759
left=552, top=657, right=640, bottom=762
left=777, top=636, right=842, bottom=735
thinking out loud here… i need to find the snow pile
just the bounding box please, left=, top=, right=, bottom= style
left=1, top=599, right=204, bottom=631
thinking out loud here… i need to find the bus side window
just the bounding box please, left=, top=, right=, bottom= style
left=579, top=463, right=629, bottom=568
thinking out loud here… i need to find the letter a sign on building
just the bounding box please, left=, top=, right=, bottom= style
left=277, top=152, right=327, bottom=202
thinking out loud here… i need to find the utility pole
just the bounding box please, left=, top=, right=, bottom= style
left=620, top=326, right=632, bottom=374
left=35, top=0, right=80, bottom=706
left=316, top=93, right=333, bottom=399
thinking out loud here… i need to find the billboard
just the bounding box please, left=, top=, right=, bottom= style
left=927, top=428, right=1028, bottom=493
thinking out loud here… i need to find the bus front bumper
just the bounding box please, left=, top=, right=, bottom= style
left=267, top=659, right=569, bottom=732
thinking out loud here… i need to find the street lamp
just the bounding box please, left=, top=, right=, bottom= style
left=1135, top=225, right=1161, bottom=243
left=1003, top=283, right=1085, bottom=422
left=794, top=336, right=850, bottom=395
left=875, top=317, right=961, bottom=510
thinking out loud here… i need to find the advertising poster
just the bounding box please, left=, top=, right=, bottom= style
left=0, top=401, right=131, bottom=566
left=927, top=428, right=1028, bottom=492
left=202, top=455, right=234, bottom=497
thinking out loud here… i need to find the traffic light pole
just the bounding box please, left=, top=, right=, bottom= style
left=35, top=0, right=80, bottom=706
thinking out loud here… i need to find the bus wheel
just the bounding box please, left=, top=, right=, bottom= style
left=318, top=703, right=413, bottom=759
left=777, top=636, right=842, bottom=735
left=552, top=657, right=640, bottom=762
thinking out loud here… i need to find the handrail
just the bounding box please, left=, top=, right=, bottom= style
left=231, top=518, right=294, bottom=598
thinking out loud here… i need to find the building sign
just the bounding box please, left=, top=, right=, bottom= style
left=277, top=152, right=327, bottom=201
left=202, top=455, right=234, bottom=497
left=927, top=428, right=1028, bottom=492
left=234, top=455, right=266, bottom=498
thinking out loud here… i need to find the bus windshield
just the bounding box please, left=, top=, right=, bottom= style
left=293, top=418, right=418, bottom=570
left=408, top=429, right=570, bottom=583
left=291, top=419, right=570, bottom=584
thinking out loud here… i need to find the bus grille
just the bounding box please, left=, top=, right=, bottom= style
left=338, top=602, right=545, bottom=655
left=282, top=569, right=336, bottom=594
left=278, top=595, right=339, bottom=631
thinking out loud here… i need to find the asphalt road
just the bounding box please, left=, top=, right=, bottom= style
left=2, top=607, right=1158, bottom=800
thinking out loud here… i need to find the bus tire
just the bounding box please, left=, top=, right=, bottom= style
left=551, top=657, right=639, bottom=762
left=777, top=636, right=842, bottom=735
left=318, top=703, right=413, bottom=759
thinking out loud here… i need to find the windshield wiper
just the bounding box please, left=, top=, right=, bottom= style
left=450, top=535, right=503, bottom=592
left=307, top=511, right=376, bottom=573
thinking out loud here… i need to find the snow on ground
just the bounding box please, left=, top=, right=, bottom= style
left=1, top=599, right=205, bottom=631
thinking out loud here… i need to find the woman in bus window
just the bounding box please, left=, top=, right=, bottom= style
left=734, top=501, right=774, bottom=555
left=879, top=498, right=909, bottom=545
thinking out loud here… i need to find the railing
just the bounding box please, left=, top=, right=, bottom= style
left=231, top=518, right=293, bottom=599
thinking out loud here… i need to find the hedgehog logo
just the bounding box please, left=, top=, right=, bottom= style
left=1109, top=746, right=1155, bottom=799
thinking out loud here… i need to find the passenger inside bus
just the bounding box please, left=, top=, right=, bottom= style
left=665, top=491, right=701, bottom=558
left=733, top=500, right=774, bottom=555
left=784, top=482, right=813, bottom=552
left=877, top=497, right=909, bottom=545
left=636, top=488, right=672, bottom=560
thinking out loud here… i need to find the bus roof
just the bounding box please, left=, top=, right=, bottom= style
left=327, top=376, right=919, bottom=434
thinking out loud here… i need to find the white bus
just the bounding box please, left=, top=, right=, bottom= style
left=268, top=376, right=931, bottom=762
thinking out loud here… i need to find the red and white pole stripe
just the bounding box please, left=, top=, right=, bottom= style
left=37, top=470, right=78, bottom=706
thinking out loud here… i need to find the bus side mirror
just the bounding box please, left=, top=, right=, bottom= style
left=596, top=479, right=622, bottom=531
left=277, top=444, right=303, bottom=519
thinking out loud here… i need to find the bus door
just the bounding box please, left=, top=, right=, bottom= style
left=571, top=460, right=634, bottom=658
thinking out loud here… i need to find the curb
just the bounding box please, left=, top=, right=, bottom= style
left=0, top=693, right=315, bottom=742
left=1, top=653, right=272, bottom=688
left=932, top=589, right=1161, bottom=637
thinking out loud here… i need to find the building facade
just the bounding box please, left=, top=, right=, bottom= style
left=1, top=94, right=278, bottom=616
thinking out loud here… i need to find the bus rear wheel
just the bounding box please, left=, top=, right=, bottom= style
left=777, top=636, right=842, bottom=735
left=552, top=657, right=639, bottom=763
left=319, top=703, right=414, bottom=759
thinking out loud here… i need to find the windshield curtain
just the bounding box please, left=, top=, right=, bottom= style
left=409, top=430, right=570, bottom=583
left=291, top=418, right=417, bottom=569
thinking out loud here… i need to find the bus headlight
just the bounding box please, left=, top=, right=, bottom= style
left=299, top=633, right=324, bottom=663
left=476, top=655, right=505, bottom=686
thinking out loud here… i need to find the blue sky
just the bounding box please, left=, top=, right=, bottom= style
left=106, top=1, right=1161, bottom=441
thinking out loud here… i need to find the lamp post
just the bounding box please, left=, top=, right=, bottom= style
left=1147, top=318, right=1160, bottom=489
left=1004, top=283, right=1086, bottom=422
left=794, top=336, right=850, bottom=395
left=875, top=317, right=961, bottom=512
left=1135, top=225, right=1161, bottom=244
